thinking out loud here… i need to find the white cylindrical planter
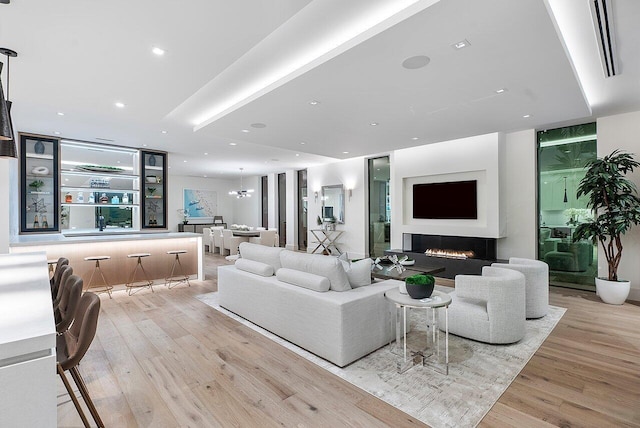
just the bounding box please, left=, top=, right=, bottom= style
left=595, top=277, right=630, bottom=305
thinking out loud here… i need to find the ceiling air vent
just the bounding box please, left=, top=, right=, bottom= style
left=590, top=0, right=618, bottom=77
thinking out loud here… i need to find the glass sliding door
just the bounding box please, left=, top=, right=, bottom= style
left=368, top=156, right=390, bottom=257
left=297, top=169, right=307, bottom=251
left=538, top=123, right=597, bottom=290
left=261, top=176, right=268, bottom=228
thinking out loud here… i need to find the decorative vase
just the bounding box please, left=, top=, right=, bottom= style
left=595, top=277, right=630, bottom=305
left=34, top=141, right=45, bottom=154
left=148, top=154, right=156, bottom=166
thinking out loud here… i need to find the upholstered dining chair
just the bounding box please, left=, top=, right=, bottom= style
left=53, top=265, right=74, bottom=310
left=249, top=229, right=277, bottom=247
left=440, top=266, right=526, bottom=344
left=50, top=257, right=70, bottom=298
left=492, top=257, right=549, bottom=319
left=55, top=274, right=84, bottom=334
left=211, top=227, right=224, bottom=254
left=222, top=229, right=248, bottom=256
left=57, top=292, right=104, bottom=428
left=202, top=227, right=212, bottom=253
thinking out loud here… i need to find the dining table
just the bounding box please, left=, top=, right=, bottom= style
left=231, top=229, right=261, bottom=237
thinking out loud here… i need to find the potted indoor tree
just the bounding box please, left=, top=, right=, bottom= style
left=573, top=150, right=640, bottom=304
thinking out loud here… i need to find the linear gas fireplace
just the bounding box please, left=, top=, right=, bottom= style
left=385, top=234, right=499, bottom=279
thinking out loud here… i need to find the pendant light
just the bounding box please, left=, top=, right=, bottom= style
left=0, top=47, right=17, bottom=158
left=563, top=176, right=568, bottom=203
left=229, top=168, right=255, bottom=198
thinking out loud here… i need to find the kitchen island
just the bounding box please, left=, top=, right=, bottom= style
left=10, top=232, right=203, bottom=288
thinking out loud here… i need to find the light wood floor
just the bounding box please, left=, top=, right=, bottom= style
left=58, top=253, right=640, bottom=427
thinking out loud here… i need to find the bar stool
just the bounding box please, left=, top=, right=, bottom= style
left=165, top=250, right=191, bottom=289
left=125, top=253, right=154, bottom=296
left=84, top=255, right=113, bottom=299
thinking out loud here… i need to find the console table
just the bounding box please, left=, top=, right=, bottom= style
left=310, top=229, right=344, bottom=255
left=178, top=223, right=226, bottom=233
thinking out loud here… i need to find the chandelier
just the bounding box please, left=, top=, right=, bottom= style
left=229, top=168, right=254, bottom=198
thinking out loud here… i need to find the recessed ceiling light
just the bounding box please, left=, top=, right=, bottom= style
left=343, top=151, right=349, bottom=154
left=168, top=166, right=171, bottom=169
left=370, top=122, right=379, bottom=126
left=522, top=114, right=531, bottom=118
left=495, top=88, right=507, bottom=94
left=54, top=131, right=61, bottom=135
left=251, top=123, right=267, bottom=128
left=204, top=152, right=208, bottom=155
left=142, top=144, right=148, bottom=147
left=300, top=142, right=306, bottom=145
left=295, top=153, right=300, bottom=157
left=117, top=161, right=121, bottom=164
left=229, top=142, right=237, bottom=146
left=152, top=47, right=165, bottom=56
left=161, top=130, right=167, bottom=134
left=115, top=102, right=126, bottom=108
left=309, top=100, right=320, bottom=105
left=401, top=55, right=430, bottom=69
left=241, top=129, right=250, bottom=133
left=57, top=112, right=64, bottom=116
left=411, top=137, right=419, bottom=140
left=376, top=168, right=380, bottom=171
left=183, top=160, right=187, bottom=163
left=204, top=175, right=207, bottom=178
left=452, top=39, right=471, bottom=50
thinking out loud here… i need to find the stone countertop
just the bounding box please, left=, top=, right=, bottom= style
left=10, top=232, right=201, bottom=247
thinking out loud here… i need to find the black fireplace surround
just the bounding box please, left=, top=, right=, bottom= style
left=385, top=233, right=499, bottom=279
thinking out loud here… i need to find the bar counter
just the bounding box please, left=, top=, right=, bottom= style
left=10, top=232, right=203, bottom=288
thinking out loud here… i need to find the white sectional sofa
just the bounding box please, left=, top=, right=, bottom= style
left=218, top=243, right=397, bottom=367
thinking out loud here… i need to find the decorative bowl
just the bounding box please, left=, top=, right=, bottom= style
left=405, top=274, right=435, bottom=299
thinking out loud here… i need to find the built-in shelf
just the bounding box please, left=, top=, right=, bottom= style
left=145, top=165, right=163, bottom=171
left=61, top=170, right=139, bottom=180
left=61, top=186, right=139, bottom=192
left=27, top=191, right=52, bottom=195
left=25, top=153, right=54, bottom=160
left=145, top=195, right=163, bottom=199
left=61, top=203, right=138, bottom=207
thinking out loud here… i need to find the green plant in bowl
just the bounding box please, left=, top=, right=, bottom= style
left=28, top=179, right=44, bottom=192
left=405, top=274, right=435, bottom=299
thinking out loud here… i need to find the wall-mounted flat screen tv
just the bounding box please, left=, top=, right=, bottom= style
left=413, top=180, right=477, bottom=219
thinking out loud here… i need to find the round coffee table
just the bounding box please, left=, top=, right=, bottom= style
left=385, top=288, right=452, bottom=374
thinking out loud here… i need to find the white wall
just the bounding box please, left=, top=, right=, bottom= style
left=168, top=175, right=237, bottom=231
left=497, top=129, right=537, bottom=259
left=231, top=175, right=262, bottom=226
left=307, top=157, right=367, bottom=259
left=597, top=111, right=640, bottom=301
left=390, top=133, right=507, bottom=250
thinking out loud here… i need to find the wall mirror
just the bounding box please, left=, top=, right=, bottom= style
left=322, top=185, right=345, bottom=223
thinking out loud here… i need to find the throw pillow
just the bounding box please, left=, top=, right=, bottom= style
left=338, top=254, right=372, bottom=288
left=235, top=259, right=274, bottom=277
left=276, top=268, right=331, bottom=292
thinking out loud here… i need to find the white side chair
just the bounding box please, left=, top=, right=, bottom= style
left=202, top=227, right=212, bottom=254
left=491, top=257, right=549, bottom=319
left=211, top=227, right=224, bottom=254
left=440, top=266, right=526, bottom=344
left=222, top=229, right=248, bottom=256
left=249, top=230, right=277, bottom=247
left=269, top=228, right=279, bottom=247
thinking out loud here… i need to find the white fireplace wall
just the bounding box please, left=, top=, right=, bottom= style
left=391, top=132, right=506, bottom=250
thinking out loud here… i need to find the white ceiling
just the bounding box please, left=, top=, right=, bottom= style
left=1, top=0, right=639, bottom=177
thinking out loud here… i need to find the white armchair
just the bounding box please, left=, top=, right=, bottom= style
left=440, top=266, right=526, bottom=344
left=222, top=229, right=249, bottom=256
left=211, top=227, right=224, bottom=254
left=491, top=257, right=549, bottom=319
left=249, top=230, right=277, bottom=247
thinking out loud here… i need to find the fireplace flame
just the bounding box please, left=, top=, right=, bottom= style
left=425, top=249, right=475, bottom=259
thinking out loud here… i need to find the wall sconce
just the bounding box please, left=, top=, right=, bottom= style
left=348, top=188, right=353, bottom=201
left=314, top=191, right=318, bottom=202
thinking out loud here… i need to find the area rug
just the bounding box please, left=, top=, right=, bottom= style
left=196, top=288, right=565, bottom=428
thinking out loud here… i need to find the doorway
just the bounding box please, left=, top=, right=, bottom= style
left=368, top=156, right=390, bottom=257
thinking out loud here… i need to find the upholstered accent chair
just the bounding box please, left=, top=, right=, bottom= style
left=250, top=230, right=277, bottom=247
left=440, top=266, right=526, bottom=344
left=492, top=257, right=549, bottom=319
left=544, top=241, right=592, bottom=272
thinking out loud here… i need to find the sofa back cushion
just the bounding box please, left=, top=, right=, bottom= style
left=239, top=242, right=285, bottom=271
left=280, top=251, right=351, bottom=291
left=235, top=258, right=274, bottom=277
left=276, top=268, right=331, bottom=292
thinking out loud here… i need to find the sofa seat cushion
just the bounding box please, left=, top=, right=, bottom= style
left=235, top=258, right=274, bottom=277
left=239, top=242, right=285, bottom=271
left=338, top=254, right=372, bottom=288
left=276, top=268, right=331, bottom=292
left=280, top=251, right=351, bottom=291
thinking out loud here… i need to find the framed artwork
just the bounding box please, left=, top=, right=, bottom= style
left=183, top=188, right=217, bottom=218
